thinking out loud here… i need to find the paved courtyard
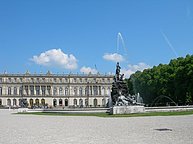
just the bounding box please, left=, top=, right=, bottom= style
left=0, top=109, right=192, bottom=144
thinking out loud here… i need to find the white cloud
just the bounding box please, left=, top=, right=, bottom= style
left=31, top=49, right=78, bottom=70
left=103, top=53, right=124, bottom=62
left=121, top=63, right=151, bottom=78
left=80, top=66, right=97, bottom=74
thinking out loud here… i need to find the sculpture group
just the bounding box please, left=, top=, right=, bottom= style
left=111, top=62, right=143, bottom=106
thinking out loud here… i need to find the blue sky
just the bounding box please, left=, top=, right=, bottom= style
left=0, top=0, right=193, bottom=77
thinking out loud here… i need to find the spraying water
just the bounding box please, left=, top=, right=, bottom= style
left=116, top=32, right=129, bottom=62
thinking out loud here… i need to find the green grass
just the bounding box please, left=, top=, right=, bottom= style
left=16, top=110, right=193, bottom=117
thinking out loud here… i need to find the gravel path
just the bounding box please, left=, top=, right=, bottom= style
left=0, top=109, right=193, bottom=144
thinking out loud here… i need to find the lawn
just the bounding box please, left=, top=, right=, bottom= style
left=16, top=110, right=193, bottom=117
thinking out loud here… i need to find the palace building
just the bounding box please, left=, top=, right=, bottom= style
left=0, top=71, right=114, bottom=108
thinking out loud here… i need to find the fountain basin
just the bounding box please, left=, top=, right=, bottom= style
left=110, top=105, right=145, bottom=114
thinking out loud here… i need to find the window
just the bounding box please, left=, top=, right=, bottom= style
left=42, top=86, right=46, bottom=96
left=8, top=87, right=11, bottom=95
left=79, top=87, right=83, bottom=96
left=0, top=87, right=2, bottom=95
left=7, top=99, right=11, bottom=106
left=53, top=87, right=57, bottom=95
left=79, top=99, right=83, bottom=107
left=19, top=87, right=23, bottom=95
left=0, top=78, right=2, bottom=83
left=59, top=99, right=63, bottom=106
left=53, top=99, right=57, bottom=107
left=47, top=86, right=51, bottom=95
left=30, top=86, right=34, bottom=96
left=36, top=86, right=40, bottom=95
left=65, top=99, right=68, bottom=106
left=59, top=87, right=63, bottom=96
left=73, top=99, right=77, bottom=106
left=74, top=87, right=77, bottom=96
left=85, top=86, right=89, bottom=96
left=35, top=99, right=39, bottom=106
left=94, top=99, right=97, bottom=107
left=14, top=87, right=17, bottom=95
left=93, top=86, right=98, bottom=95
left=65, top=87, right=68, bottom=96
left=13, top=99, right=17, bottom=106
left=101, top=87, right=105, bottom=95
left=0, top=99, right=2, bottom=105
left=41, top=99, right=45, bottom=106
left=30, top=99, right=33, bottom=107
left=74, top=78, right=76, bottom=83
left=85, top=99, right=88, bottom=107
left=25, top=86, right=28, bottom=95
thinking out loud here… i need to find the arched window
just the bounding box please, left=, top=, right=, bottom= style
left=0, top=99, right=2, bottom=105
left=35, top=99, right=39, bottom=106
left=101, top=87, right=105, bottom=95
left=13, top=99, right=17, bottom=106
left=8, top=87, right=11, bottom=95
left=47, top=86, right=51, bottom=95
left=85, top=99, right=88, bottom=107
left=93, top=86, right=98, bottom=96
left=53, top=99, right=57, bottom=107
left=36, top=86, right=40, bottom=95
left=41, top=86, right=46, bottom=96
left=41, top=99, right=45, bottom=106
left=94, top=98, right=97, bottom=107
left=59, top=87, right=63, bottom=96
left=65, top=87, right=68, bottom=96
left=14, top=87, right=17, bottom=95
left=53, top=87, right=57, bottom=95
left=79, top=99, right=83, bottom=108
left=85, top=86, right=89, bottom=96
left=79, top=87, right=83, bottom=96
left=7, top=99, right=11, bottom=106
left=65, top=99, right=68, bottom=106
left=0, top=87, right=2, bottom=95
left=30, top=86, right=34, bottom=96
left=19, top=86, right=23, bottom=95
left=73, top=99, right=77, bottom=106
left=74, top=87, right=77, bottom=96
left=102, top=98, right=106, bottom=107
left=30, top=99, right=33, bottom=107
left=25, top=86, right=29, bottom=95
left=59, top=99, right=63, bottom=106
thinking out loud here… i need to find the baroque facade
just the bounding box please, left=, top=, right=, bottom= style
left=0, top=72, right=114, bottom=108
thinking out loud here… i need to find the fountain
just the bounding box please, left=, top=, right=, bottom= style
left=110, top=62, right=145, bottom=114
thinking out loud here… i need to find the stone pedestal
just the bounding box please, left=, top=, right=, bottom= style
left=110, top=105, right=145, bottom=114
